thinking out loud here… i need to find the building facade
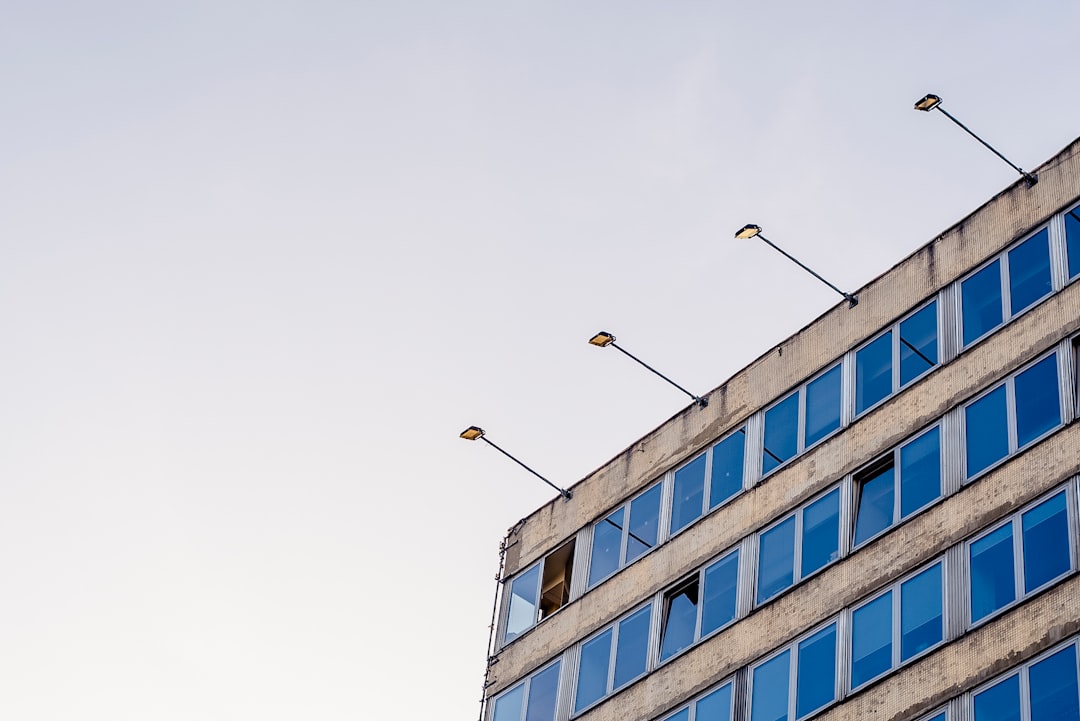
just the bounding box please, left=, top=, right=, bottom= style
left=481, top=137, right=1080, bottom=721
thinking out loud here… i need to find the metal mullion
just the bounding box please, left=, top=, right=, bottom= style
left=797, top=385, right=808, bottom=454
left=702, top=446, right=714, bottom=517
left=1019, top=663, right=1032, bottom=721
left=1068, top=482, right=1080, bottom=577
left=840, top=475, right=853, bottom=557
left=892, top=323, right=902, bottom=394
left=842, top=348, right=856, bottom=426
left=1049, top=213, right=1069, bottom=291
left=892, top=580, right=902, bottom=671
left=560, top=645, right=580, bottom=721
left=1057, top=339, right=1075, bottom=425
left=738, top=537, right=756, bottom=619
left=648, top=591, right=665, bottom=671
left=694, top=567, right=705, bottom=644
left=1012, top=516, right=1025, bottom=605
left=745, top=412, right=765, bottom=486
left=519, top=675, right=532, bottom=721
left=659, top=472, right=675, bottom=543
left=940, top=284, right=961, bottom=364
left=793, top=508, right=805, bottom=584
left=1000, top=250, right=1013, bottom=323
left=570, top=525, right=593, bottom=601
left=607, top=620, right=619, bottom=695
left=788, top=644, right=798, bottom=721
left=893, top=444, right=903, bottom=526
left=618, top=502, right=630, bottom=568
left=1005, top=377, right=1019, bottom=454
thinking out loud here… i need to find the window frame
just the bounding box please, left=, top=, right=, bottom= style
left=489, top=658, right=564, bottom=721
left=571, top=602, right=654, bottom=716
left=761, top=362, right=845, bottom=478
left=657, top=677, right=736, bottom=721
left=747, top=617, right=841, bottom=721
left=586, top=481, right=664, bottom=589
left=968, top=637, right=1080, bottom=721
left=853, top=298, right=941, bottom=418
left=669, top=425, right=749, bottom=538
left=657, top=544, right=742, bottom=664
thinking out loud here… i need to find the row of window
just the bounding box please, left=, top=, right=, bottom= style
left=501, top=342, right=1075, bottom=645
left=491, top=482, right=1080, bottom=721
left=500, top=202, right=1080, bottom=647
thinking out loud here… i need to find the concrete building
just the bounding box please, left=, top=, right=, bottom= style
left=480, top=136, right=1080, bottom=721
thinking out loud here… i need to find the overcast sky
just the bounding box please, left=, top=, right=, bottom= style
left=3, top=2, right=1080, bottom=719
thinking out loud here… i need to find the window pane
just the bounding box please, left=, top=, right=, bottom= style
left=613, top=607, right=651, bottom=689
left=1030, top=645, right=1080, bottom=721
left=900, top=564, right=943, bottom=660
left=1022, top=492, right=1071, bottom=593
left=1007, top=229, right=1052, bottom=315
left=801, top=490, right=840, bottom=577
left=900, top=302, right=938, bottom=386
left=1014, top=354, right=1061, bottom=448
left=672, top=455, right=707, bottom=534
left=660, top=581, right=699, bottom=661
left=805, top=364, right=842, bottom=447
left=763, top=392, right=799, bottom=474
left=851, top=591, right=893, bottom=688
left=701, top=551, right=739, bottom=636
left=856, top=332, right=893, bottom=415
left=962, top=260, right=1003, bottom=345
left=854, top=465, right=895, bottom=546
left=973, top=674, right=1022, bottom=721
left=923, top=714, right=947, bottom=721
left=900, top=427, right=942, bottom=518
left=665, top=710, right=690, bottom=721
left=505, top=565, right=541, bottom=642
left=796, top=624, right=837, bottom=718
left=710, top=430, right=745, bottom=509
left=575, top=629, right=612, bottom=712
left=751, top=651, right=790, bottom=721
left=525, top=662, right=561, bottom=721
left=1066, top=208, right=1080, bottom=279
left=696, top=683, right=733, bottom=721
left=589, top=508, right=624, bottom=587
left=626, top=484, right=662, bottom=564
left=965, top=386, right=1009, bottom=477
left=494, top=683, right=525, bottom=721
left=970, top=523, right=1016, bottom=622
left=758, top=516, right=796, bottom=603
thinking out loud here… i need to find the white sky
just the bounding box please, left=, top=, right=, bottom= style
left=3, top=2, right=1079, bottom=719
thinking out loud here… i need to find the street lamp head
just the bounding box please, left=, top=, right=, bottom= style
left=459, top=426, right=485, bottom=441
left=914, top=94, right=942, bottom=112
left=589, top=331, right=616, bottom=347
left=735, top=224, right=762, bottom=240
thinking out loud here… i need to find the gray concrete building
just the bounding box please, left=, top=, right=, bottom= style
left=480, top=136, right=1080, bottom=721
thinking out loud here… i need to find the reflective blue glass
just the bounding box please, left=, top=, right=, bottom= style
left=970, top=523, right=1016, bottom=622
left=804, top=364, right=842, bottom=447
left=854, top=465, right=894, bottom=546
left=763, top=393, right=799, bottom=474
left=505, top=564, right=541, bottom=642
left=525, top=662, right=561, bottom=721
left=701, top=551, right=739, bottom=636
left=613, top=607, right=650, bottom=689
left=856, top=332, right=893, bottom=415
left=965, top=386, right=1009, bottom=477
left=588, top=508, right=624, bottom=587
left=665, top=710, right=690, bottom=721
left=923, top=714, right=947, bottom=721
left=575, top=629, right=612, bottom=712
left=1022, top=492, right=1071, bottom=593
left=973, top=673, right=1022, bottom=721
left=751, top=651, right=790, bottom=721
left=672, top=454, right=707, bottom=534
left=900, top=427, right=941, bottom=518
left=626, top=484, right=662, bottom=563
left=1067, top=208, right=1080, bottom=279
left=801, top=490, right=840, bottom=578
left=710, top=430, right=745, bottom=509
left=901, top=564, right=943, bottom=660
left=660, top=582, right=698, bottom=661
left=962, top=260, right=1004, bottom=345
left=758, top=516, right=796, bottom=603
left=696, top=683, right=733, bottom=721
left=494, top=683, right=525, bottom=721
left=851, top=591, right=893, bottom=687
left=796, top=624, right=837, bottom=718
left=900, top=302, right=938, bottom=386
left=1008, top=229, right=1052, bottom=315
left=1015, top=354, right=1061, bottom=448
left=1030, top=645, right=1080, bottom=721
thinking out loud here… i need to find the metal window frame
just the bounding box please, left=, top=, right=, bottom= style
left=967, top=636, right=1080, bottom=721
left=745, top=616, right=842, bottom=721
left=586, top=479, right=664, bottom=590
left=570, top=601, right=654, bottom=717
left=500, top=560, right=543, bottom=646
left=657, top=676, right=737, bottom=721
left=488, top=657, right=565, bottom=721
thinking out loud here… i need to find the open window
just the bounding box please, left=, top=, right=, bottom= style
left=502, top=538, right=576, bottom=645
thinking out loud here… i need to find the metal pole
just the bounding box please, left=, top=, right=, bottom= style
left=480, top=437, right=572, bottom=500
left=934, top=106, right=1037, bottom=186
left=757, top=234, right=858, bottom=306
left=609, top=343, right=707, bottom=407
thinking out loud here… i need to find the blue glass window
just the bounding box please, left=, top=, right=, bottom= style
left=1021, top=492, right=1071, bottom=593
left=751, top=651, right=790, bottom=721
left=671, top=454, right=707, bottom=535
left=626, top=484, right=662, bottom=563
left=588, top=508, right=624, bottom=587
left=757, top=516, right=796, bottom=604
left=854, top=463, right=894, bottom=546
left=613, top=607, right=650, bottom=688
left=525, top=662, right=561, bottom=721
left=589, top=483, right=663, bottom=588
left=494, top=683, right=526, bottom=721
left=710, top=430, right=745, bottom=510
left=923, top=714, right=947, bottom=721
left=575, top=629, right=612, bottom=712
left=804, top=364, right=842, bottom=447
left=962, top=260, right=1004, bottom=345
left=899, top=301, right=938, bottom=386
left=665, top=710, right=690, bottom=721
left=660, top=581, right=698, bottom=661
left=1014, top=354, right=1061, bottom=448
left=796, top=625, right=837, bottom=718
left=1029, top=645, right=1080, bottom=721
left=856, top=332, right=893, bottom=414
left=701, top=550, right=740, bottom=636
left=505, top=564, right=541, bottom=643
left=763, top=393, right=799, bottom=474
left=854, top=426, right=942, bottom=547
left=900, top=427, right=942, bottom=518
left=1007, top=229, right=1052, bottom=315
left=970, top=523, right=1016, bottom=623
left=851, top=592, right=892, bottom=688
left=801, top=489, right=840, bottom=578
left=900, top=564, right=943, bottom=660
left=696, top=683, right=733, bottom=721
left=974, top=673, right=1022, bottom=721
left=965, top=385, right=1009, bottom=477
left=1066, top=207, right=1080, bottom=280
